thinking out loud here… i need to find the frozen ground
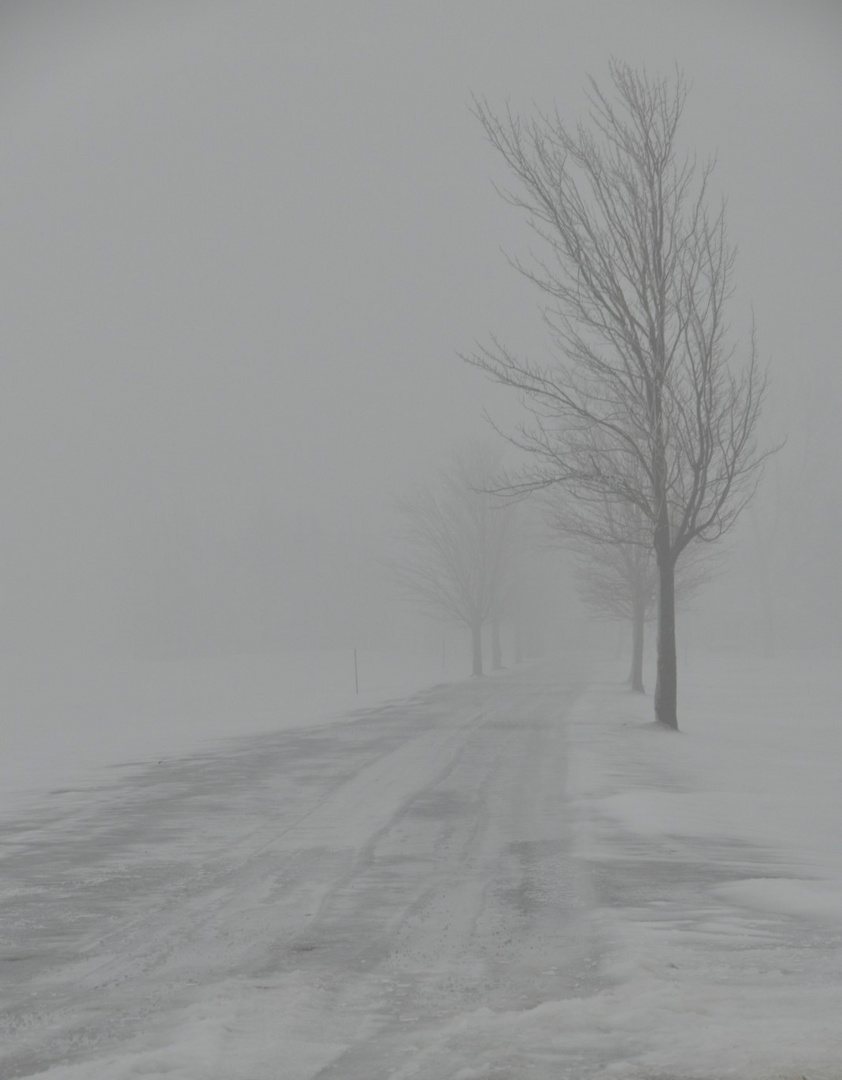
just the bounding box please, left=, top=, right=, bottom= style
left=563, top=651, right=842, bottom=1079
left=2, top=652, right=840, bottom=1078
left=1, top=663, right=599, bottom=1079
left=0, top=647, right=450, bottom=817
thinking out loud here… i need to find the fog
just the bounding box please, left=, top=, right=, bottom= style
left=2, top=1, right=840, bottom=660
left=5, top=9, right=842, bottom=1074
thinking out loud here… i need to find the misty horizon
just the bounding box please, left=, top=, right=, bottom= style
left=1, top=3, right=839, bottom=661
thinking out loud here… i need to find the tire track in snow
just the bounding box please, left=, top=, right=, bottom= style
left=0, top=680, right=495, bottom=1076
left=1, top=667, right=598, bottom=1079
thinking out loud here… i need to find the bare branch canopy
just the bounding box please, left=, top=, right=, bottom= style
left=466, top=62, right=773, bottom=727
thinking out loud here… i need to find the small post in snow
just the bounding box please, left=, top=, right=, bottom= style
left=354, top=647, right=359, bottom=694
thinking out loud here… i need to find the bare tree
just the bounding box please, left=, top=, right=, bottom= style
left=543, top=492, right=714, bottom=692
left=390, top=445, right=515, bottom=676
left=744, top=370, right=832, bottom=656
left=468, top=63, right=771, bottom=728
left=577, top=536, right=653, bottom=692
left=544, top=493, right=653, bottom=691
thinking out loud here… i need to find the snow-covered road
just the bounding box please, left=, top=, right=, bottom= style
left=1, top=665, right=605, bottom=1079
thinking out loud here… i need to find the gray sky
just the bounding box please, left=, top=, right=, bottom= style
left=2, top=2, right=840, bottom=652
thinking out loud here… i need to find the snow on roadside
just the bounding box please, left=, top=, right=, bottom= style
left=560, top=651, right=842, bottom=1079
left=569, top=652, right=842, bottom=912
left=7, top=653, right=842, bottom=1079
left=90, top=652, right=838, bottom=1080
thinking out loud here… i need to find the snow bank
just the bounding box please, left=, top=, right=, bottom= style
left=569, top=652, right=842, bottom=892
left=562, top=651, right=842, bottom=1078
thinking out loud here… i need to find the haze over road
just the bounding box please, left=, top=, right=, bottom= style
left=1, top=665, right=606, bottom=1080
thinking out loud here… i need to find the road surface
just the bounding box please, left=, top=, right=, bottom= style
left=1, top=664, right=606, bottom=1079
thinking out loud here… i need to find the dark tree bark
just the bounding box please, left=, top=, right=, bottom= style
left=491, top=619, right=503, bottom=670
left=471, top=620, right=484, bottom=676
left=630, top=595, right=646, bottom=693
left=654, top=549, right=678, bottom=729
left=513, top=618, right=524, bottom=664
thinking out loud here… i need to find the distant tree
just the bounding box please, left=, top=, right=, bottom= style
left=543, top=492, right=714, bottom=692
left=468, top=63, right=771, bottom=728
left=576, top=533, right=653, bottom=692
left=390, top=446, right=515, bottom=676
left=744, top=371, right=832, bottom=656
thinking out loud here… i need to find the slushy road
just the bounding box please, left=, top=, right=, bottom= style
left=1, top=664, right=603, bottom=1079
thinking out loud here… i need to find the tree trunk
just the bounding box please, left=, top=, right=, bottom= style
left=471, top=620, right=483, bottom=676
left=654, top=551, right=678, bottom=729
left=629, top=598, right=645, bottom=693
left=491, top=619, right=503, bottom=670
left=513, top=620, right=524, bottom=665
left=750, top=507, right=777, bottom=658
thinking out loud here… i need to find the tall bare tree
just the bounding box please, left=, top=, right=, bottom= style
left=390, top=445, right=515, bottom=676
left=469, top=63, right=770, bottom=728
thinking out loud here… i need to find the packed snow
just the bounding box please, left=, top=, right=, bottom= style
left=1, top=665, right=595, bottom=1079
left=2, top=652, right=841, bottom=1078
left=0, top=647, right=451, bottom=818
left=562, top=650, right=842, bottom=1078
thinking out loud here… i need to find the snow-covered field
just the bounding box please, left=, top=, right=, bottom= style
left=1, top=664, right=594, bottom=1079
left=561, top=650, right=842, bottom=1078
left=1, top=647, right=449, bottom=818
left=575, top=652, right=842, bottom=891
left=2, top=650, right=840, bottom=1078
